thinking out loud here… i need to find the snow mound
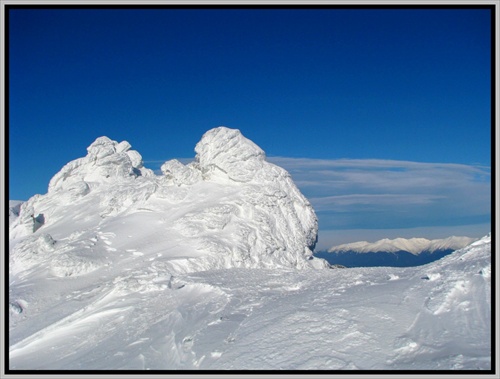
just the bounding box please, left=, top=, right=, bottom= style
left=9, top=127, right=326, bottom=271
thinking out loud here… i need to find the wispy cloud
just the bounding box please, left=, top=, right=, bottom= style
left=268, top=157, right=491, bottom=248
left=310, top=193, right=447, bottom=211
left=269, top=157, right=490, bottom=192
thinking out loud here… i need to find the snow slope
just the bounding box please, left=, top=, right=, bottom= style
left=8, top=234, right=492, bottom=370
left=8, top=128, right=492, bottom=370
left=328, top=236, right=477, bottom=255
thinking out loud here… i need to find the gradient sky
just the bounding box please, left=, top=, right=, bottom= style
left=7, top=6, right=493, bottom=248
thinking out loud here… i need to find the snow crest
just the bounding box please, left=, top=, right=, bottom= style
left=10, top=127, right=325, bottom=271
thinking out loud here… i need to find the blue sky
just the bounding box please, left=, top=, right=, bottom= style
left=7, top=6, right=492, bottom=248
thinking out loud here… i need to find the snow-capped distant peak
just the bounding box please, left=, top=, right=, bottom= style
left=328, top=236, right=478, bottom=255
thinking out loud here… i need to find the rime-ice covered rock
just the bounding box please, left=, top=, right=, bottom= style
left=47, top=136, right=151, bottom=194
left=195, top=127, right=265, bottom=182
left=166, top=127, right=322, bottom=270
left=161, top=159, right=202, bottom=186
left=10, top=127, right=327, bottom=270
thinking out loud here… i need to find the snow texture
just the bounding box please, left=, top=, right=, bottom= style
left=8, top=127, right=491, bottom=370
left=8, top=233, right=492, bottom=370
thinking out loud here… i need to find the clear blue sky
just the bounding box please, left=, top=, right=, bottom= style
left=7, top=6, right=492, bottom=246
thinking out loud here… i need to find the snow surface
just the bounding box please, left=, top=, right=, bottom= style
left=8, top=127, right=492, bottom=370
left=328, top=236, right=478, bottom=255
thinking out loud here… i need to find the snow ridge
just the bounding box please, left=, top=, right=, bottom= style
left=328, top=236, right=478, bottom=255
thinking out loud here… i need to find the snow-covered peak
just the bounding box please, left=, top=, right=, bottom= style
left=427, top=236, right=479, bottom=251
left=328, top=236, right=478, bottom=255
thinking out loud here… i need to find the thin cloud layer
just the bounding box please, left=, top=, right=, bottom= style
left=268, top=157, right=491, bottom=246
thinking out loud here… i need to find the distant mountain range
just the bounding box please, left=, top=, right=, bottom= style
left=314, top=236, right=478, bottom=268
left=328, top=236, right=477, bottom=255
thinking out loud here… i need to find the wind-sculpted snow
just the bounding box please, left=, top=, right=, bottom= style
left=48, top=136, right=153, bottom=194
left=161, top=159, right=202, bottom=186
left=194, top=127, right=265, bottom=182
left=10, top=127, right=324, bottom=271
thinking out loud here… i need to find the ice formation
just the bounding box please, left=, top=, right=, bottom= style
left=9, top=127, right=326, bottom=271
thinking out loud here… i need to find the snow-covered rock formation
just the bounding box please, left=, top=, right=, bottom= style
left=9, top=127, right=326, bottom=273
